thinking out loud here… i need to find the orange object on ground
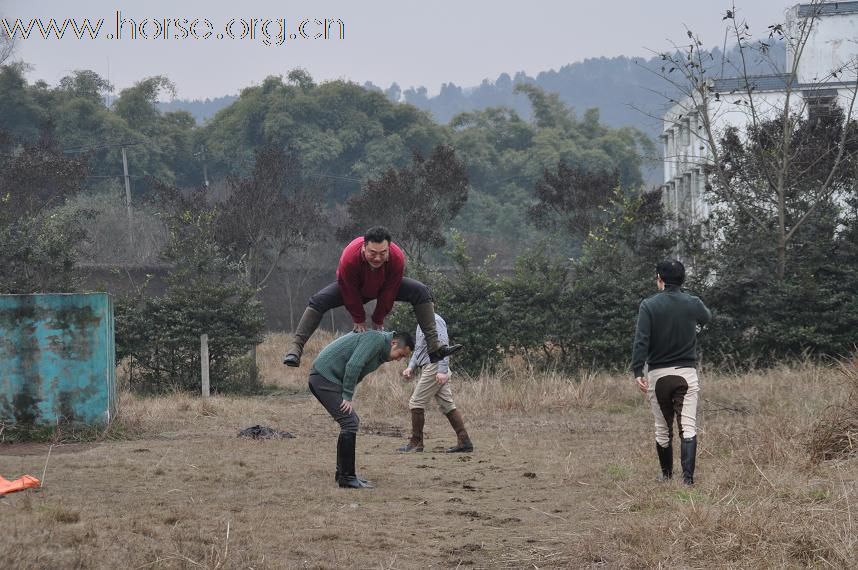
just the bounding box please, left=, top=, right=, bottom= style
left=0, top=474, right=41, bottom=495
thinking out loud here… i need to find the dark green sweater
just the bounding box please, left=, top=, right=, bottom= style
left=631, top=285, right=711, bottom=378
left=312, top=331, right=393, bottom=401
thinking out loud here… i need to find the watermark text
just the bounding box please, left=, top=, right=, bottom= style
left=1, top=12, right=346, bottom=47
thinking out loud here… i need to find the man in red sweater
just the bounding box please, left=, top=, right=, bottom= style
left=283, top=226, right=462, bottom=367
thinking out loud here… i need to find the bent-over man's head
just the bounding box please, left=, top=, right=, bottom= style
left=656, top=259, right=685, bottom=289
left=362, top=226, right=392, bottom=269
left=389, top=331, right=415, bottom=361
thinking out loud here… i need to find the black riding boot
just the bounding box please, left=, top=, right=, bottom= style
left=336, top=432, right=373, bottom=489
left=335, top=437, right=369, bottom=485
left=656, top=441, right=673, bottom=481
left=681, top=436, right=697, bottom=485
left=413, top=302, right=463, bottom=363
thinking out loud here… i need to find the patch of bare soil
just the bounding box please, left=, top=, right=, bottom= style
left=0, top=397, right=631, bottom=569
left=0, top=442, right=101, bottom=456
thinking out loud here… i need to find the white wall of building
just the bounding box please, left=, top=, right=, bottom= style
left=661, top=2, right=858, bottom=233
left=790, top=4, right=858, bottom=84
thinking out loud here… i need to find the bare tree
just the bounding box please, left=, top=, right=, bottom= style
left=340, top=144, right=469, bottom=265
left=277, top=238, right=340, bottom=330
left=529, top=162, right=619, bottom=243
left=217, top=146, right=324, bottom=291
left=0, top=17, right=15, bottom=66
left=653, top=0, right=858, bottom=279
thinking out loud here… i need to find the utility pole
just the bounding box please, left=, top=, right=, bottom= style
left=121, top=145, right=134, bottom=247
left=61, top=141, right=139, bottom=251
left=195, top=146, right=210, bottom=188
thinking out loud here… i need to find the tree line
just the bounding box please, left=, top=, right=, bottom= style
left=1, top=19, right=856, bottom=391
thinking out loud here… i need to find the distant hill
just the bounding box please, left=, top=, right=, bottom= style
left=368, top=58, right=667, bottom=135
left=384, top=42, right=784, bottom=137
left=158, top=95, right=237, bottom=124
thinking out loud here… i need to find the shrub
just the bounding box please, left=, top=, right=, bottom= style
left=808, top=354, right=858, bottom=462
left=387, top=232, right=506, bottom=376
left=116, top=208, right=265, bottom=394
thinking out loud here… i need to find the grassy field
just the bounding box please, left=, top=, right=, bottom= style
left=1, top=332, right=856, bottom=569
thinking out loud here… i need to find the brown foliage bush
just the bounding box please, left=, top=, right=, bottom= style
left=809, top=353, right=858, bottom=462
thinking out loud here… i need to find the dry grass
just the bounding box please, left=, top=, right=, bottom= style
left=810, top=355, right=858, bottom=463
left=0, top=333, right=856, bottom=568
left=259, top=331, right=625, bottom=418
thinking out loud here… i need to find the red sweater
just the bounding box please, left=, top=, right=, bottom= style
left=336, top=237, right=405, bottom=325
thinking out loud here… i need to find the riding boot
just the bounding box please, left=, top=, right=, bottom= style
left=336, top=432, right=374, bottom=489
left=334, top=445, right=368, bottom=485
left=445, top=409, right=474, bottom=453
left=283, top=307, right=323, bottom=367
left=413, top=302, right=463, bottom=363
left=656, top=441, right=673, bottom=481
left=397, top=408, right=425, bottom=452
left=681, top=435, right=697, bottom=485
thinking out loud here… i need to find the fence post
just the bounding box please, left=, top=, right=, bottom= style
left=201, top=334, right=210, bottom=398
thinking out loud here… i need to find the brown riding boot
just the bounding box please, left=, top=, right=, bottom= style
left=397, top=408, right=425, bottom=452
left=445, top=409, right=474, bottom=453
left=283, top=307, right=323, bottom=367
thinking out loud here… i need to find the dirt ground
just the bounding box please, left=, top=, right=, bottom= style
left=1, top=402, right=629, bottom=568
left=1, top=337, right=857, bottom=569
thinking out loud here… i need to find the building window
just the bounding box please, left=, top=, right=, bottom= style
left=680, top=118, right=691, bottom=147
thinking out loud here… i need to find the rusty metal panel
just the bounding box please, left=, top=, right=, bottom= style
left=0, top=293, right=116, bottom=425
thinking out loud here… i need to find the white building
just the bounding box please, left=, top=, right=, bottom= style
left=661, top=0, right=858, bottom=231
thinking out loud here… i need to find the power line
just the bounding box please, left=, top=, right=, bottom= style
left=62, top=140, right=142, bottom=154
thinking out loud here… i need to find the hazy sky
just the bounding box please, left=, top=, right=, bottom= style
left=5, top=0, right=798, bottom=100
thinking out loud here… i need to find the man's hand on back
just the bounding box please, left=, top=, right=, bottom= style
left=353, top=322, right=367, bottom=333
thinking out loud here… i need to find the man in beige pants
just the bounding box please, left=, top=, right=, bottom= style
left=397, top=313, right=473, bottom=453
left=632, top=260, right=711, bottom=485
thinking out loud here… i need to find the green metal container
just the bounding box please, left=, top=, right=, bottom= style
left=0, top=293, right=116, bottom=425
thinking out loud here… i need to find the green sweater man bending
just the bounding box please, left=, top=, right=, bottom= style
left=308, top=330, right=414, bottom=489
